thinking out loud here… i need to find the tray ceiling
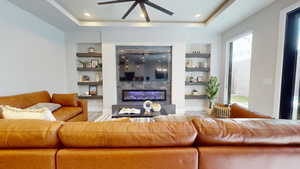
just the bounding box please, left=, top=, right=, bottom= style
left=55, top=0, right=229, bottom=23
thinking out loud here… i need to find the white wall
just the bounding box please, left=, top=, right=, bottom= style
left=221, top=0, right=300, bottom=115
left=66, top=28, right=221, bottom=117
left=0, top=0, right=66, bottom=96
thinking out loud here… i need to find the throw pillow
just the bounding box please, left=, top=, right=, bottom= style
left=27, top=103, right=62, bottom=112
left=52, top=93, right=78, bottom=107
left=0, top=105, right=56, bottom=121
left=211, top=104, right=231, bottom=118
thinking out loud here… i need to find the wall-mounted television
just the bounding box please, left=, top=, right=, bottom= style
left=117, top=46, right=172, bottom=82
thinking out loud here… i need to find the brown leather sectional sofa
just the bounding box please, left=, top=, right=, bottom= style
left=1, top=118, right=300, bottom=169
left=0, top=91, right=87, bottom=121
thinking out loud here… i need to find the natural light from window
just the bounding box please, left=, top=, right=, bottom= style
left=230, top=33, right=253, bottom=108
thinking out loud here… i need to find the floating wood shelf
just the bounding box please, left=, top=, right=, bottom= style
left=185, top=81, right=208, bottom=86
left=76, top=52, right=102, bottom=58
left=185, top=95, right=208, bottom=100
left=186, top=53, right=210, bottom=58
left=77, top=67, right=101, bottom=72
left=186, top=67, right=210, bottom=72
left=78, top=95, right=103, bottom=100
left=77, top=81, right=102, bottom=86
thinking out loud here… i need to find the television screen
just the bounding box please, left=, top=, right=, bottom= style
left=118, top=46, right=171, bottom=82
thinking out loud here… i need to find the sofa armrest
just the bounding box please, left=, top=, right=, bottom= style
left=77, top=99, right=88, bottom=121
left=230, top=103, right=273, bottom=119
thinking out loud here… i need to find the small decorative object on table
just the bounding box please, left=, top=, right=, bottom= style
left=206, top=76, right=220, bottom=108
left=89, top=85, right=97, bottom=96
left=152, top=103, right=162, bottom=112
left=143, top=100, right=153, bottom=115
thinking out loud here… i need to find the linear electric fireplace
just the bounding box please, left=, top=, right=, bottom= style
left=122, top=90, right=166, bottom=102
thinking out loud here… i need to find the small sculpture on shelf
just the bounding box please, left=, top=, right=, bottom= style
left=78, top=60, right=91, bottom=68
left=80, top=75, right=90, bottom=82
left=88, top=47, right=96, bottom=53
left=191, top=89, right=201, bottom=96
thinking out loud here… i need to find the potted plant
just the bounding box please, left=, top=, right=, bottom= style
left=205, top=76, right=220, bottom=108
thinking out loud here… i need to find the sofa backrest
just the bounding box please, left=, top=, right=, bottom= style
left=0, top=91, right=51, bottom=108
left=192, top=118, right=300, bottom=146
left=0, top=119, right=62, bottom=148
left=230, top=103, right=273, bottom=119
left=58, top=121, right=197, bottom=148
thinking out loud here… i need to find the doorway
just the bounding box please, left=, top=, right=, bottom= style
left=228, top=33, right=253, bottom=107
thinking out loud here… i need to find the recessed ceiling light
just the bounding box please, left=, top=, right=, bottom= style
left=194, top=14, right=201, bottom=18
left=140, top=14, right=145, bottom=18
left=84, top=12, right=91, bottom=17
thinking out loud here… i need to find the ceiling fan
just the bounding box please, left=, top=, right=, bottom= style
left=97, top=0, right=174, bottom=22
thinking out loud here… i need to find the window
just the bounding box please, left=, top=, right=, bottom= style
left=227, top=33, right=253, bottom=108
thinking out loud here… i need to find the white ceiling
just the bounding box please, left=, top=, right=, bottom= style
left=7, top=0, right=277, bottom=32
left=55, top=0, right=225, bottom=22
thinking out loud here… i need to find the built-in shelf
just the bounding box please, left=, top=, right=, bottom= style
left=76, top=52, right=102, bottom=58
left=77, top=81, right=102, bottom=86
left=78, top=95, right=103, bottom=100
left=77, top=67, right=101, bottom=72
left=185, top=81, right=208, bottom=86
left=118, top=51, right=170, bottom=55
left=185, top=95, right=208, bottom=100
left=186, top=53, right=210, bottom=58
left=186, top=67, right=210, bottom=72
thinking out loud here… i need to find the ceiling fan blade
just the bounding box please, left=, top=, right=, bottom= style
left=144, top=1, right=174, bottom=16
left=122, top=1, right=138, bottom=19
left=139, top=2, right=150, bottom=22
left=97, top=0, right=134, bottom=5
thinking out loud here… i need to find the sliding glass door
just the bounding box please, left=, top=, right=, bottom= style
left=279, top=8, right=300, bottom=119
left=291, top=20, right=300, bottom=120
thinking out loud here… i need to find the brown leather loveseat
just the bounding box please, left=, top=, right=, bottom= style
left=1, top=118, right=300, bottom=169
left=0, top=91, right=87, bottom=121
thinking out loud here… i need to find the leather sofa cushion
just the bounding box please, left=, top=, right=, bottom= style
left=57, top=148, right=198, bottom=169
left=0, top=119, right=62, bottom=148
left=192, top=118, right=300, bottom=146
left=0, top=91, right=51, bottom=108
left=53, top=107, right=82, bottom=121
left=59, top=121, right=197, bottom=148
left=198, top=147, right=300, bottom=169
left=0, top=149, right=57, bottom=169
left=230, top=103, right=273, bottom=118
left=52, top=93, right=78, bottom=107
